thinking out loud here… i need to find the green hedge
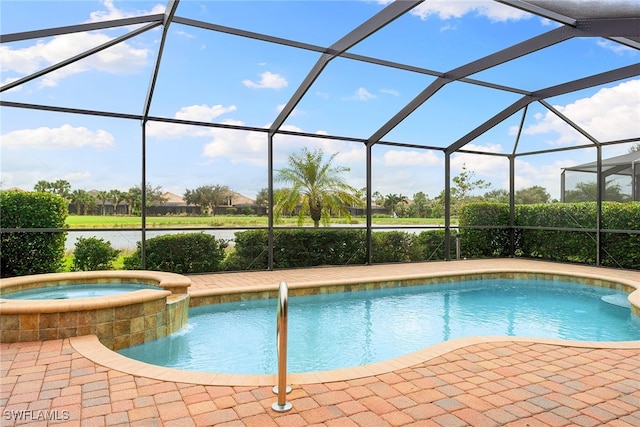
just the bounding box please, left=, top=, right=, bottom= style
left=124, top=233, right=228, bottom=273
left=601, top=203, right=640, bottom=269
left=224, top=229, right=447, bottom=270
left=223, top=229, right=366, bottom=270
left=413, top=229, right=447, bottom=261
left=459, top=202, right=639, bottom=269
left=459, top=203, right=511, bottom=258
left=515, top=203, right=597, bottom=263
left=0, top=190, right=68, bottom=277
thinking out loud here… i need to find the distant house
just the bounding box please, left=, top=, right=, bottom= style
left=148, top=191, right=260, bottom=215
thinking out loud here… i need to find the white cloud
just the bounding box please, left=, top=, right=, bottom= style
left=451, top=143, right=507, bottom=176
left=175, top=30, right=196, bottom=39
left=277, top=104, right=303, bottom=117
left=344, top=87, right=376, bottom=101
left=243, top=71, right=288, bottom=89
left=0, top=33, right=150, bottom=88
left=378, top=0, right=531, bottom=22
left=202, top=127, right=268, bottom=166
left=0, top=0, right=160, bottom=88
left=513, top=158, right=571, bottom=200
left=383, top=149, right=441, bottom=166
left=201, top=122, right=368, bottom=170
left=0, top=125, right=115, bottom=150
left=146, top=104, right=238, bottom=138
left=88, top=0, right=165, bottom=22
left=380, top=88, right=399, bottom=96
left=524, top=79, right=640, bottom=145
left=440, top=22, right=458, bottom=32
left=596, top=40, right=637, bottom=56
left=175, top=104, right=238, bottom=122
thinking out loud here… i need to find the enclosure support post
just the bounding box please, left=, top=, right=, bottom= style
left=444, top=153, right=451, bottom=260
left=509, top=155, right=516, bottom=257
left=272, top=281, right=292, bottom=412
left=596, top=146, right=603, bottom=267
left=267, top=133, right=275, bottom=271
left=633, top=161, right=638, bottom=202
left=141, top=122, right=147, bottom=270
left=366, top=144, right=373, bottom=265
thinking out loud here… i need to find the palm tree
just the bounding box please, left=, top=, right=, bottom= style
left=274, top=147, right=362, bottom=227
left=383, top=193, right=408, bottom=216
left=108, top=189, right=125, bottom=215
left=70, top=189, right=96, bottom=215
left=96, top=191, right=109, bottom=215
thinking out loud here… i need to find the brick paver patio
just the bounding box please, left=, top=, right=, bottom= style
left=1, top=260, right=639, bottom=426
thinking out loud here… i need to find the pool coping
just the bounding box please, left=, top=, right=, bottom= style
left=69, top=259, right=640, bottom=386
left=70, top=334, right=640, bottom=387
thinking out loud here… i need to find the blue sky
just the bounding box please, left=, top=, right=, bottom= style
left=1, top=0, right=639, bottom=202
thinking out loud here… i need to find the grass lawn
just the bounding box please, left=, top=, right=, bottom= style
left=65, top=215, right=448, bottom=228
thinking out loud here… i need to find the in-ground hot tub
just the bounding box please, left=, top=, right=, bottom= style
left=0, top=270, right=191, bottom=350
left=2, top=283, right=163, bottom=300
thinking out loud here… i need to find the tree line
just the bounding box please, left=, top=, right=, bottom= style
left=32, top=144, right=634, bottom=220
left=33, top=180, right=166, bottom=215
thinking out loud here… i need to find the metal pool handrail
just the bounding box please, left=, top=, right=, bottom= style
left=272, top=281, right=292, bottom=412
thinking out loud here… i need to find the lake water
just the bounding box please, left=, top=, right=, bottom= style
left=65, top=229, right=239, bottom=250
left=64, top=226, right=438, bottom=250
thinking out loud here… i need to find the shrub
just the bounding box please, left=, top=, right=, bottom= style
left=0, top=190, right=68, bottom=277
left=458, top=202, right=511, bottom=258
left=516, top=203, right=596, bottom=264
left=598, top=202, right=639, bottom=269
left=225, top=229, right=367, bottom=270
left=124, top=233, right=228, bottom=273
left=413, top=230, right=447, bottom=261
left=72, top=237, right=120, bottom=271
left=226, top=229, right=450, bottom=269
left=371, top=231, right=417, bottom=263
left=273, top=229, right=366, bottom=268
left=458, top=201, right=639, bottom=269
left=223, top=229, right=268, bottom=270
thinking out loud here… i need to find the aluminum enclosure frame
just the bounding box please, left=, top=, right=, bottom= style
left=1, top=0, right=639, bottom=269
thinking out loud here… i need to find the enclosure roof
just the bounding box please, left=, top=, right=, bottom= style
left=515, top=0, right=640, bottom=44
left=525, top=0, right=640, bottom=19
left=564, top=151, right=640, bottom=176
left=1, top=0, right=639, bottom=199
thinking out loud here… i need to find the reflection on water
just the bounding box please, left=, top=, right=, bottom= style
left=65, top=229, right=240, bottom=250
left=65, top=226, right=435, bottom=250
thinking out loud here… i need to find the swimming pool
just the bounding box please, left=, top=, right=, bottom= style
left=118, top=278, right=640, bottom=374
left=1, top=283, right=161, bottom=299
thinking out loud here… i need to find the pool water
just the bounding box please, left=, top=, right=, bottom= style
left=1, top=283, right=161, bottom=300
left=118, top=279, right=640, bottom=374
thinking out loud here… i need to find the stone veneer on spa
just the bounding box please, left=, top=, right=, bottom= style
left=0, top=271, right=191, bottom=350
